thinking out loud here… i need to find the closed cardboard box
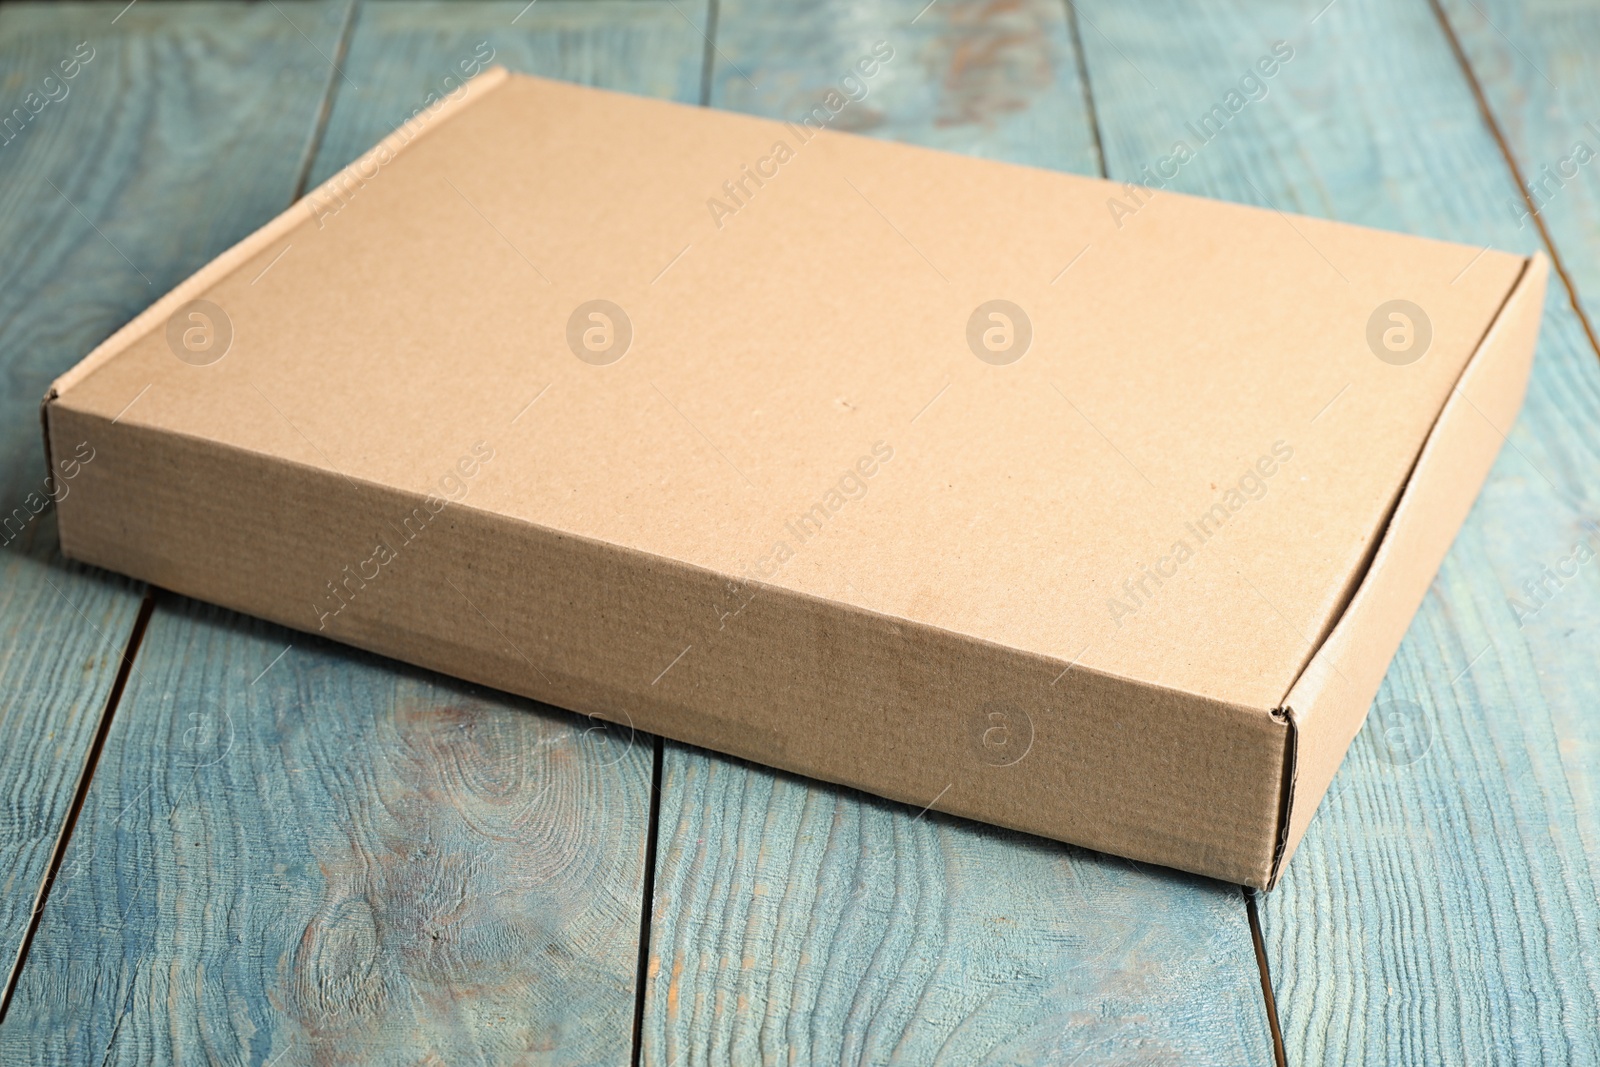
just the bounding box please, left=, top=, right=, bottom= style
left=43, top=69, right=1546, bottom=888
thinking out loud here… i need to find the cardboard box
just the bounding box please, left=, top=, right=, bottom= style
left=42, top=69, right=1546, bottom=888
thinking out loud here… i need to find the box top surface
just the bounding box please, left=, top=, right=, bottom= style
left=56, top=70, right=1526, bottom=714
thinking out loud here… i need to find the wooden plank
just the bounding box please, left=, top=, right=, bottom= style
left=1439, top=0, right=1600, bottom=346
left=0, top=0, right=352, bottom=992
left=0, top=599, right=654, bottom=1065
left=1073, top=0, right=1600, bottom=1062
left=639, top=2, right=1277, bottom=1064
left=2, top=2, right=710, bottom=1063
left=0, top=546, right=139, bottom=992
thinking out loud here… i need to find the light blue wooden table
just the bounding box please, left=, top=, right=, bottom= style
left=0, top=1, right=1595, bottom=1063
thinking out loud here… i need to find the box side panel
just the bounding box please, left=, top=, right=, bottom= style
left=48, top=403, right=1288, bottom=887
left=1273, top=253, right=1549, bottom=884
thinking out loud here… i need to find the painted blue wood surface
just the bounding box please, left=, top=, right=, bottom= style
left=0, top=546, right=139, bottom=992
left=1073, top=0, right=1600, bottom=1061
left=0, top=600, right=654, bottom=1065
left=638, top=2, right=1277, bottom=1064
left=0, top=0, right=353, bottom=994
left=647, top=750, right=1277, bottom=1065
left=707, top=0, right=1100, bottom=172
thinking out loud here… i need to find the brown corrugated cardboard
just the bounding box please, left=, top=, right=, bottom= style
left=41, top=69, right=1546, bottom=887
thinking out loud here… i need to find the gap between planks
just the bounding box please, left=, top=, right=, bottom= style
left=1063, top=1, right=1110, bottom=185
left=630, top=737, right=666, bottom=1067
left=0, top=588, right=156, bottom=1027
left=291, top=0, right=363, bottom=201
left=1427, top=0, right=1600, bottom=367
left=1245, top=887, right=1290, bottom=1067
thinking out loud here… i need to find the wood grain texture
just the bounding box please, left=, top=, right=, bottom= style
left=1440, top=0, right=1600, bottom=342
left=0, top=0, right=352, bottom=990
left=308, top=0, right=710, bottom=188
left=640, top=2, right=1276, bottom=1064
left=647, top=749, right=1275, bottom=1066
left=0, top=599, right=654, bottom=1065
left=708, top=0, right=1099, bottom=174
left=3, top=2, right=713, bottom=1063
left=0, top=542, right=140, bottom=991
left=1074, top=0, right=1600, bottom=1062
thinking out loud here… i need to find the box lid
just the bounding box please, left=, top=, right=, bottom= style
left=51, top=69, right=1526, bottom=714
